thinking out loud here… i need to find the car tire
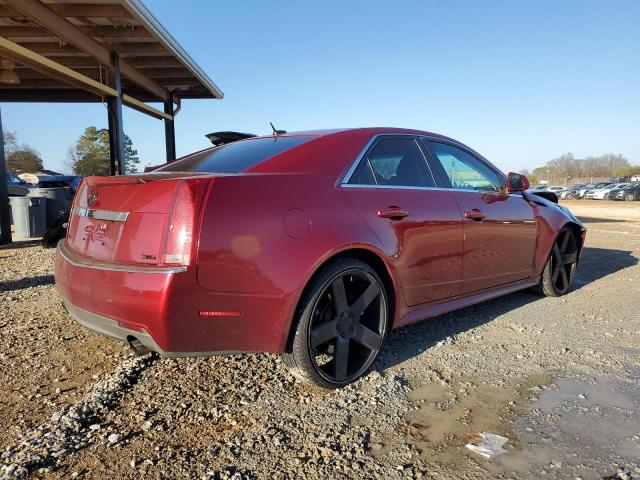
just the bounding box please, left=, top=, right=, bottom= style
left=282, top=258, right=389, bottom=389
left=625, top=193, right=635, bottom=201
left=532, top=228, right=579, bottom=297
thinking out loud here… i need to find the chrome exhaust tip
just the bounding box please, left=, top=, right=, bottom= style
left=127, top=336, right=151, bottom=356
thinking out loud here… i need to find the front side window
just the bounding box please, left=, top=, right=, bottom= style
left=425, top=141, right=501, bottom=192
left=348, top=138, right=435, bottom=187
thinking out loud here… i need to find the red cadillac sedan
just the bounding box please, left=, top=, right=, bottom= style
left=55, top=128, right=585, bottom=388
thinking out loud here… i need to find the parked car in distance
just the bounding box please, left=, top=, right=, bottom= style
left=557, top=184, right=585, bottom=199
left=610, top=182, right=640, bottom=201
left=577, top=182, right=612, bottom=199
left=38, top=175, right=83, bottom=193
left=55, top=128, right=586, bottom=388
left=6, top=172, right=33, bottom=196
left=585, top=183, right=629, bottom=200
left=545, top=185, right=565, bottom=192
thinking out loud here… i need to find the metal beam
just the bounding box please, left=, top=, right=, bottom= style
left=0, top=4, right=131, bottom=19
left=0, top=25, right=152, bottom=38
left=108, top=53, right=125, bottom=176
left=4, top=0, right=169, bottom=101
left=0, top=37, right=117, bottom=98
left=0, top=37, right=172, bottom=120
left=0, top=88, right=101, bottom=102
left=122, top=93, right=171, bottom=120
left=0, top=108, right=11, bottom=245
left=164, top=92, right=176, bottom=163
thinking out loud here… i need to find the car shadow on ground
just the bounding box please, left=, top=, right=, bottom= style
left=376, top=290, right=539, bottom=372
left=376, top=246, right=637, bottom=372
left=0, top=239, right=42, bottom=250
left=575, top=216, right=627, bottom=224
left=0, top=274, right=55, bottom=293
left=574, top=246, right=638, bottom=286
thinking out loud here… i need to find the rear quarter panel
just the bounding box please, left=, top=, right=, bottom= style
left=195, top=173, right=396, bottom=352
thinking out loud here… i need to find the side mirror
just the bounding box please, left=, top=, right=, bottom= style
left=507, top=172, right=530, bottom=192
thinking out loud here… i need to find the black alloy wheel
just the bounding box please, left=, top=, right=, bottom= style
left=283, top=258, right=388, bottom=388
left=534, top=228, right=579, bottom=297
left=549, top=229, right=578, bottom=294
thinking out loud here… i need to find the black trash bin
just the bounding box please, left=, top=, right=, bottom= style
left=28, top=187, right=71, bottom=228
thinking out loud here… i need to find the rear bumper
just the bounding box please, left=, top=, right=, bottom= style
left=54, top=240, right=289, bottom=355
left=59, top=296, right=237, bottom=357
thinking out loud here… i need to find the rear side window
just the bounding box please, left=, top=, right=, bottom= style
left=157, top=136, right=312, bottom=173
left=349, top=138, right=435, bottom=187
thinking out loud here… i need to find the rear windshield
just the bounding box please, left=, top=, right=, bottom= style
left=156, top=136, right=313, bottom=173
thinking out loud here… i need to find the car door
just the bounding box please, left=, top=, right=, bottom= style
left=422, top=139, right=537, bottom=294
left=341, top=135, right=464, bottom=306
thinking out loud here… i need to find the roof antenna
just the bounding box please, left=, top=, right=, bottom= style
left=270, top=122, right=286, bottom=136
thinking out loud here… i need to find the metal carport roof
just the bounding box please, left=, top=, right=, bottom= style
left=0, top=0, right=223, bottom=245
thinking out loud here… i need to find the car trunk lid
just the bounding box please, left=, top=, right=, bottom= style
left=66, top=173, right=213, bottom=265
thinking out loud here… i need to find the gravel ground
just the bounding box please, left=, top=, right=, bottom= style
left=1, top=201, right=639, bottom=479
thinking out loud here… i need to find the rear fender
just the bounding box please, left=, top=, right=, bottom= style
left=278, top=241, right=400, bottom=352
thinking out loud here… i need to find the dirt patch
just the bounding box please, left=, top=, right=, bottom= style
left=1, top=206, right=639, bottom=479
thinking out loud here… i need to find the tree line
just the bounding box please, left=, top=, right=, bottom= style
left=2, top=131, right=44, bottom=172
left=521, top=153, right=640, bottom=184
left=2, top=126, right=139, bottom=175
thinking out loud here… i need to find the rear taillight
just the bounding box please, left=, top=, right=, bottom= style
left=160, top=178, right=212, bottom=266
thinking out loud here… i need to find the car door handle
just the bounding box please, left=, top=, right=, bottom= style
left=464, top=209, right=486, bottom=221
left=377, top=207, right=409, bottom=219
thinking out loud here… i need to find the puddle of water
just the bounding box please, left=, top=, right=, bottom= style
left=495, top=376, right=640, bottom=479
left=383, top=374, right=640, bottom=479
left=383, top=375, right=551, bottom=466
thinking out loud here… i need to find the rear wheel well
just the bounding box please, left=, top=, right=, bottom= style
left=285, top=248, right=396, bottom=351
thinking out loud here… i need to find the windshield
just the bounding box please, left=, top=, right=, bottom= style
left=157, top=136, right=313, bottom=173
left=6, top=173, right=25, bottom=184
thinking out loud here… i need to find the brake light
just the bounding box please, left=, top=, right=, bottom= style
left=160, top=178, right=212, bottom=266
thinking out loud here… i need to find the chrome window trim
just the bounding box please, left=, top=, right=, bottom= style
left=57, top=240, right=187, bottom=274
left=340, top=183, right=523, bottom=196
left=340, top=134, right=437, bottom=187
left=74, top=206, right=129, bottom=222
left=339, top=133, right=515, bottom=196
left=420, top=135, right=508, bottom=186
left=340, top=135, right=379, bottom=185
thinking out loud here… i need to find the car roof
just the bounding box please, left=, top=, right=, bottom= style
left=249, top=127, right=458, bottom=142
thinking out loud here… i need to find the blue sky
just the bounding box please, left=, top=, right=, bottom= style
left=1, top=0, right=639, bottom=173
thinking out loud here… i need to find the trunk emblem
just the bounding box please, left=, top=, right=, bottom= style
left=87, top=189, right=98, bottom=207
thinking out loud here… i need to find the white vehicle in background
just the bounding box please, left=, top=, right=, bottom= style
left=631, top=175, right=640, bottom=182
left=529, top=185, right=564, bottom=192
left=585, top=183, right=629, bottom=200
left=577, top=182, right=612, bottom=199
